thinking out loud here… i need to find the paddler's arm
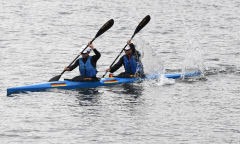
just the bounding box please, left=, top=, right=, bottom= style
left=92, top=49, right=101, bottom=59
left=91, top=47, right=101, bottom=62
left=106, top=56, right=124, bottom=73
left=64, top=59, right=79, bottom=71
left=88, top=42, right=101, bottom=68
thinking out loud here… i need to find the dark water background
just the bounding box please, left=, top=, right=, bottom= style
left=1, top=0, right=240, bottom=143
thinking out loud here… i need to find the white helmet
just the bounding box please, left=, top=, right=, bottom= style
left=124, top=45, right=131, bottom=50
left=81, top=45, right=91, bottom=54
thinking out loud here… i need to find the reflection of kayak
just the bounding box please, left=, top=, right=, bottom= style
left=7, top=71, right=201, bottom=96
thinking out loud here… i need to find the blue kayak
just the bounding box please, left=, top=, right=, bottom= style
left=7, top=71, right=201, bottom=96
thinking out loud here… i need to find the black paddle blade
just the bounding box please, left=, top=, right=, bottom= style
left=133, top=15, right=151, bottom=37
left=95, top=19, right=114, bottom=38
left=49, top=75, right=61, bottom=82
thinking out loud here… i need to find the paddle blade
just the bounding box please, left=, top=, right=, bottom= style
left=95, top=19, right=114, bottom=38
left=132, top=15, right=151, bottom=37
left=49, top=75, right=61, bottom=82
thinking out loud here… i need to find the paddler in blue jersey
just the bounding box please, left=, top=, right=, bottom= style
left=64, top=42, right=101, bottom=80
left=106, top=41, right=144, bottom=78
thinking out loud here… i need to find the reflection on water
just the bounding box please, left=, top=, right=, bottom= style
left=75, top=88, right=101, bottom=106
left=108, top=83, right=144, bottom=98
left=75, top=83, right=144, bottom=106
left=106, top=83, right=144, bottom=107
left=120, top=83, right=145, bottom=108
left=122, top=83, right=143, bottom=98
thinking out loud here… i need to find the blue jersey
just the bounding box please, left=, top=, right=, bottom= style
left=123, top=55, right=143, bottom=74
left=79, top=56, right=97, bottom=77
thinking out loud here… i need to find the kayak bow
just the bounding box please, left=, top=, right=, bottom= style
left=7, top=71, right=201, bottom=96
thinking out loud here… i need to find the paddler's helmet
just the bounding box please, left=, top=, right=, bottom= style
left=81, top=45, right=91, bottom=54
left=124, top=43, right=135, bottom=53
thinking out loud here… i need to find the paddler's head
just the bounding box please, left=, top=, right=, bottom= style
left=124, top=43, right=135, bottom=56
left=81, top=46, right=91, bottom=58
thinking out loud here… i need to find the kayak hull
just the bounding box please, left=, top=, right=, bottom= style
left=7, top=71, right=201, bottom=96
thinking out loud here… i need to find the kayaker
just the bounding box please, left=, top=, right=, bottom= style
left=64, top=42, right=101, bottom=79
left=106, top=41, right=144, bottom=78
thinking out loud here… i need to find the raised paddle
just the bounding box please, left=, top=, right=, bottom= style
left=49, top=19, right=114, bottom=82
left=102, top=15, right=151, bottom=78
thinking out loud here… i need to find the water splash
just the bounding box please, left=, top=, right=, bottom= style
left=181, top=37, right=205, bottom=75
left=178, top=8, right=205, bottom=77
left=180, top=40, right=205, bottom=81
left=134, top=38, right=177, bottom=86
left=134, top=38, right=165, bottom=74
left=155, top=73, right=176, bottom=86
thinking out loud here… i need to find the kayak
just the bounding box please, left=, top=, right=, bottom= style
left=7, top=71, right=201, bottom=96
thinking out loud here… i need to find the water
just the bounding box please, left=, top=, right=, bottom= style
left=1, top=0, right=240, bottom=143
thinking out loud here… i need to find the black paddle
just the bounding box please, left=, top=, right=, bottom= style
left=49, top=19, right=114, bottom=82
left=102, top=15, right=151, bottom=78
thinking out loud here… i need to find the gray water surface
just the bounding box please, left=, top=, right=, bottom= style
left=1, top=0, right=240, bottom=143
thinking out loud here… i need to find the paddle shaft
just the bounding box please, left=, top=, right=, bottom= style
left=110, top=37, right=133, bottom=68
left=102, top=15, right=151, bottom=78
left=102, top=38, right=135, bottom=78
left=49, top=19, right=114, bottom=82
left=60, top=38, right=96, bottom=75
